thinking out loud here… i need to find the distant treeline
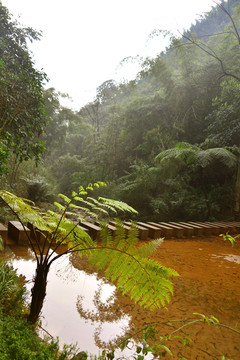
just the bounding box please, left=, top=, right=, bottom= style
left=1, top=0, right=240, bottom=221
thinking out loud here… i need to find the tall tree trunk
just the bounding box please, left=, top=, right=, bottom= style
left=234, top=157, right=240, bottom=220
left=28, top=262, right=50, bottom=324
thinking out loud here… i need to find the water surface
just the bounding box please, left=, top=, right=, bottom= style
left=2, top=236, right=240, bottom=359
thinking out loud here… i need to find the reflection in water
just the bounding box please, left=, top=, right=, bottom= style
left=77, top=284, right=130, bottom=349
left=223, top=254, right=240, bottom=264
left=1, top=244, right=131, bottom=354
left=211, top=253, right=240, bottom=264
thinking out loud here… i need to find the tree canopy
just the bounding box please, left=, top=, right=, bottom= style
left=0, top=4, right=48, bottom=171
left=1, top=0, right=240, bottom=221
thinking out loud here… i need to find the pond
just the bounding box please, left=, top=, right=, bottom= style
left=1, top=235, right=240, bottom=359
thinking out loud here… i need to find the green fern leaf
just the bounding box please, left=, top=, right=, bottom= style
left=98, top=197, right=138, bottom=214
left=57, top=194, right=71, bottom=204
left=88, top=223, right=178, bottom=310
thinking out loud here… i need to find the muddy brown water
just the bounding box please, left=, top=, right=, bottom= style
left=1, top=236, right=240, bottom=359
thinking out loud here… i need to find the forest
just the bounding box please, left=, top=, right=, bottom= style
left=0, top=0, right=240, bottom=223
left=0, top=1, right=240, bottom=359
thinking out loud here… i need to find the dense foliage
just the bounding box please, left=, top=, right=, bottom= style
left=1, top=0, right=240, bottom=222
left=0, top=4, right=48, bottom=176
left=0, top=2, right=240, bottom=358
left=28, top=0, right=238, bottom=222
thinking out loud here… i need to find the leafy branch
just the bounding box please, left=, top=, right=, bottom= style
left=106, top=313, right=240, bottom=359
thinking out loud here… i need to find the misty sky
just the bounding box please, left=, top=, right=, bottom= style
left=3, top=0, right=215, bottom=109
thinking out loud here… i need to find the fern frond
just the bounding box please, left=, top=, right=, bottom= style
left=98, top=197, right=138, bottom=214
left=65, top=212, right=86, bottom=222
left=0, top=191, right=49, bottom=231
left=54, top=202, right=65, bottom=211
left=156, top=143, right=200, bottom=164
left=88, top=223, right=178, bottom=310
left=138, top=238, right=164, bottom=258
left=197, top=148, right=237, bottom=168
left=57, top=193, right=71, bottom=204
left=54, top=218, right=93, bottom=248
left=156, top=143, right=237, bottom=170
left=87, top=197, right=117, bottom=214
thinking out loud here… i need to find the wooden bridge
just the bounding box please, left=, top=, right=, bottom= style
left=1, top=220, right=240, bottom=246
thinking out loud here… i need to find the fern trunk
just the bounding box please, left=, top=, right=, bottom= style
left=28, top=263, right=50, bottom=324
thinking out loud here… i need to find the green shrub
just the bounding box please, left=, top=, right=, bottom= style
left=0, top=312, right=75, bottom=360
left=0, top=259, right=27, bottom=315
left=0, top=259, right=75, bottom=359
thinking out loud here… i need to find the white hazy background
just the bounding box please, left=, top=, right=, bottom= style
left=3, top=0, right=215, bottom=109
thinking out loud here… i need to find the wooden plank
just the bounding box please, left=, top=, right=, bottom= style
left=169, top=222, right=194, bottom=236
left=110, top=221, right=148, bottom=239
left=81, top=222, right=101, bottom=240
left=147, top=222, right=173, bottom=239
left=227, top=222, right=240, bottom=232
left=0, top=223, right=8, bottom=246
left=188, top=222, right=214, bottom=236
left=211, top=222, right=233, bottom=233
left=77, top=225, right=90, bottom=234
left=158, top=222, right=185, bottom=238
left=224, top=221, right=240, bottom=233
left=8, top=221, right=31, bottom=245
left=108, top=221, right=130, bottom=235
left=199, top=222, right=220, bottom=235
left=27, top=222, right=49, bottom=245
left=206, top=221, right=229, bottom=235
left=106, top=224, right=117, bottom=236
left=124, top=222, right=149, bottom=240
left=179, top=222, right=204, bottom=236
left=95, top=222, right=116, bottom=237
left=211, top=222, right=237, bottom=234
left=229, top=221, right=240, bottom=227
left=137, top=222, right=162, bottom=239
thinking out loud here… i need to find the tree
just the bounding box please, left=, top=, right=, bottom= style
left=156, top=142, right=237, bottom=219
left=0, top=4, right=48, bottom=171
left=176, top=1, right=240, bottom=218
left=0, top=184, right=178, bottom=324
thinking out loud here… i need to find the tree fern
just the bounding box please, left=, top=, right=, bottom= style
left=155, top=142, right=200, bottom=164
left=196, top=148, right=237, bottom=168
left=156, top=142, right=237, bottom=169
left=0, top=185, right=177, bottom=324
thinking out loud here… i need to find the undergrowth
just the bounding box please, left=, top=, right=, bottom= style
left=0, top=258, right=75, bottom=360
